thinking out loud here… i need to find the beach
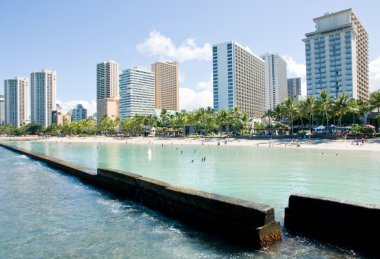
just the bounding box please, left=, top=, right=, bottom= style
left=2, top=135, right=380, bottom=152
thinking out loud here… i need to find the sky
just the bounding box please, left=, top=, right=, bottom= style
left=1, top=0, right=380, bottom=115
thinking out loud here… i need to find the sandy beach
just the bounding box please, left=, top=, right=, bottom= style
left=2, top=135, right=380, bottom=152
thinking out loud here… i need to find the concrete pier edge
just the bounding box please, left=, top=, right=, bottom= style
left=0, top=142, right=282, bottom=249
left=284, top=193, right=380, bottom=256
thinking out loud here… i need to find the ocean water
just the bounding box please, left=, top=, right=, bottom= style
left=1, top=141, right=379, bottom=257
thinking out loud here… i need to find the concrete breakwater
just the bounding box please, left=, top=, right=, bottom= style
left=0, top=143, right=281, bottom=249
left=285, top=194, right=380, bottom=255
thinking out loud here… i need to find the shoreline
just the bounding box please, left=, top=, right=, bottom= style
left=1, top=135, right=380, bottom=152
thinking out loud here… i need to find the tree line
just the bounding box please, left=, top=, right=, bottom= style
left=0, top=107, right=251, bottom=137
left=263, top=89, right=380, bottom=134
left=1, top=89, right=380, bottom=137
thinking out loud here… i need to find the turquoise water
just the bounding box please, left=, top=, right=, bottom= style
left=16, top=141, right=380, bottom=219
left=2, top=141, right=379, bottom=257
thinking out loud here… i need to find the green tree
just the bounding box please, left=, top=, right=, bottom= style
left=331, top=93, right=351, bottom=127
left=318, top=89, right=331, bottom=126
left=24, top=123, right=44, bottom=135
left=98, top=115, right=117, bottom=134
left=303, top=96, right=317, bottom=131
left=159, top=109, right=169, bottom=127
left=357, top=100, right=370, bottom=125
left=282, top=98, right=300, bottom=134
left=262, top=109, right=276, bottom=128
left=45, top=124, right=61, bottom=136
left=369, top=90, right=380, bottom=131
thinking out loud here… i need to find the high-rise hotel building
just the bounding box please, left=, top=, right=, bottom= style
left=213, top=41, right=265, bottom=118
left=304, top=9, right=368, bottom=100
left=119, top=67, right=155, bottom=119
left=4, top=77, right=29, bottom=127
left=71, top=104, right=88, bottom=121
left=262, top=53, right=288, bottom=111
left=31, top=70, right=56, bottom=127
left=152, top=61, right=179, bottom=111
left=287, top=77, right=302, bottom=100
left=96, top=60, right=119, bottom=122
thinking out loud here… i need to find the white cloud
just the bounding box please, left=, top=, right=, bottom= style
left=136, top=31, right=212, bottom=63
left=196, top=76, right=212, bottom=91
left=178, top=69, right=186, bottom=84
left=56, top=100, right=96, bottom=116
left=370, top=56, right=380, bottom=92
left=282, top=55, right=306, bottom=78
left=179, top=87, right=212, bottom=111
left=282, top=55, right=307, bottom=96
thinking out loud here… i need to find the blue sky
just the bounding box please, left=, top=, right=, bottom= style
left=1, top=0, right=380, bottom=114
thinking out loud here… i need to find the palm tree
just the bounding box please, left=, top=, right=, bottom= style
left=318, top=90, right=330, bottom=126
left=357, top=100, right=370, bottom=125
left=159, top=109, right=169, bottom=127
left=194, top=108, right=206, bottom=132
left=229, top=107, right=246, bottom=133
left=282, top=98, right=299, bottom=134
left=369, top=90, right=380, bottom=131
left=347, top=99, right=359, bottom=125
left=263, top=109, right=276, bottom=128
left=303, top=96, right=317, bottom=131
left=331, top=93, right=351, bottom=127
left=241, top=112, right=250, bottom=133
left=216, top=109, right=229, bottom=133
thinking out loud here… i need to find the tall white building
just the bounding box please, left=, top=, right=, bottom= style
left=119, top=67, right=155, bottom=119
left=71, top=104, right=87, bottom=121
left=4, top=77, right=29, bottom=127
left=262, top=53, right=288, bottom=110
left=0, top=95, right=4, bottom=125
left=304, top=9, right=369, bottom=100
left=96, top=60, right=119, bottom=123
left=213, top=41, right=265, bottom=118
left=30, top=70, right=56, bottom=127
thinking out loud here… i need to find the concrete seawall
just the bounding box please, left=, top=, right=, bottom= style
left=285, top=194, right=380, bottom=255
left=0, top=143, right=282, bottom=249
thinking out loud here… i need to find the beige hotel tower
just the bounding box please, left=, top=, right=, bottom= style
left=151, top=61, right=179, bottom=111
left=96, top=60, right=119, bottom=123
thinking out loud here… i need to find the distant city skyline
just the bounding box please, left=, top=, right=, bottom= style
left=1, top=1, right=380, bottom=115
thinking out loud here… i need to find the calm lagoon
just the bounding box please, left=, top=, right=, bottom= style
left=1, top=141, right=379, bottom=257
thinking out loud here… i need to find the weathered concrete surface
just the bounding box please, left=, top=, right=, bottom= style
left=0, top=142, right=282, bottom=249
left=97, top=168, right=282, bottom=248
left=285, top=194, right=380, bottom=255
left=0, top=143, right=96, bottom=179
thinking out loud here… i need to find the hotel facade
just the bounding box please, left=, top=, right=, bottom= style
left=262, top=53, right=288, bottom=111
left=71, top=104, right=88, bottom=121
left=30, top=70, right=56, bottom=127
left=287, top=77, right=302, bottom=100
left=4, top=77, right=29, bottom=127
left=304, top=9, right=369, bottom=100
left=119, top=67, right=155, bottom=119
left=96, top=60, right=119, bottom=122
left=151, top=61, right=179, bottom=111
left=213, top=41, right=265, bottom=118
